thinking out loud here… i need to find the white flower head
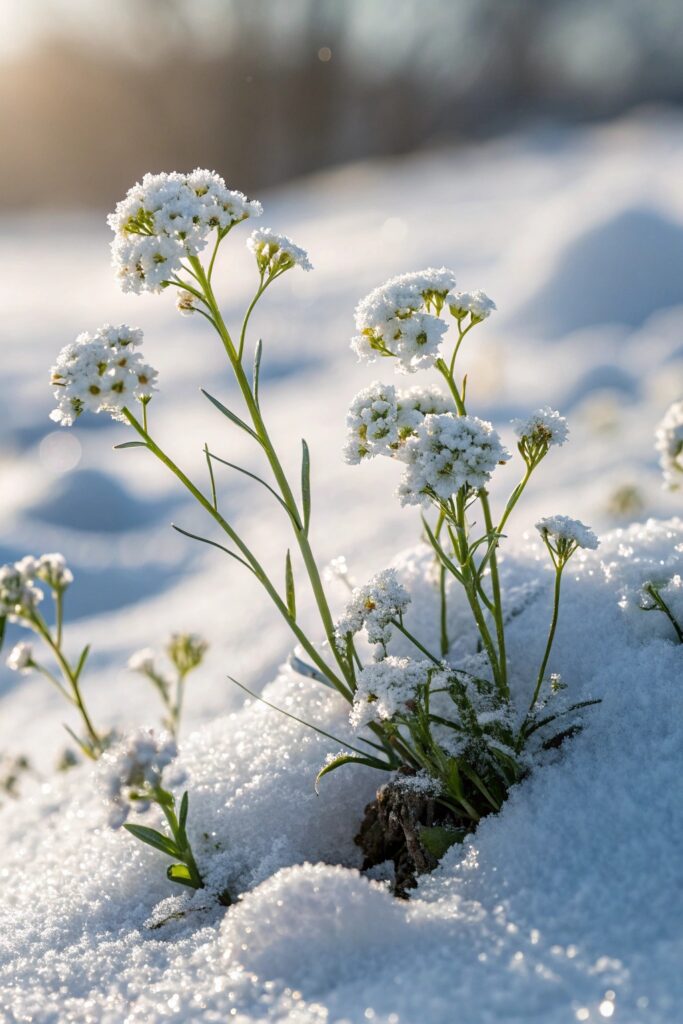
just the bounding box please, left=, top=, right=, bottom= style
left=167, top=632, right=208, bottom=675
left=352, top=269, right=455, bottom=374
left=350, top=656, right=432, bottom=730
left=6, top=642, right=34, bottom=674
left=108, top=169, right=261, bottom=294
left=176, top=290, right=197, bottom=317
left=396, top=385, right=452, bottom=437
left=127, top=648, right=157, bottom=674
left=655, top=399, right=683, bottom=489
left=343, top=382, right=398, bottom=464
left=50, top=324, right=157, bottom=427
left=247, top=227, right=312, bottom=275
left=513, top=406, right=569, bottom=462
left=398, top=413, right=510, bottom=506
left=335, top=568, right=410, bottom=648
left=447, top=289, right=496, bottom=321
left=0, top=560, right=42, bottom=619
left=99, top=728, right=180, bottom=828
left=36, top=553, right=73, bottom=591
left=536, top=515, right=599, bottom=559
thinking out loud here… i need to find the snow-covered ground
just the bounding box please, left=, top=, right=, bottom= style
left=1, top=113, right=683, bottom=1021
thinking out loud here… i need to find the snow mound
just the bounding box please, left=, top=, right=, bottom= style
left=1, top=519, right=682, bottom=1021
left=523, top=206, right=683, bottom=335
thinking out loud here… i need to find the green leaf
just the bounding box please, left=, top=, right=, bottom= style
left=74, top=644, right=91, bottom=683
left=206, top=453, right=292, bottom=519
left=301, top=440, right=311, bottom=536
left=315, top=752, right=389, bottom=794
left=178, top=791, right=189, bottom=837
left=113, top=441, right=148, bottom=450
left=171, top=523, right=255, bottom=574
left=421, top=515, right=464, bottom=584
left=166, top=863, right=197, bottom=888
left=124, top=824, right=179, bottom=858
left=0, top=616, right=6, bottom=655
left=285, top=550, right=296, bottom=621
left=201, top=389, right=261, bottom=444
left=420, top=825, right=465, bottom=859
left=253, top=338, right=263, bottom=407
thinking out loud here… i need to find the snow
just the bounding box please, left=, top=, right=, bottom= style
left=1, top=114, right=683, bottom=1020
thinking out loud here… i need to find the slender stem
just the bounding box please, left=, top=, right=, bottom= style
left=55, top=590, right=64, bottom=648
left=391, top=619, right=442, bottom=666
left=478, top=464, right=534, bottom=579
left=439, top=564, right=449, bottom=657
left=188, top=258, right=354, bottom=690
left=238, top=274, right=267, bottom=361
left=122, top=407, right=352, bottom=701
left=479, top=489, right=508, bottom=698
left=530, top=565, right=563, bottom=710
left=644, top=585, right=683, bottom=643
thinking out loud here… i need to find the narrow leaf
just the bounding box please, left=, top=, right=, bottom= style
left=285, top=550, right=296, bottom=621
left=0, top=616, right=6, bottom=655
left=178, top=791, right=189, bottom=836
left=422, top=515, right=464, bottom=583
left=201, top=389, right=261, bottom=444
left=301, top=440, right=311, bottom=535
left=166, top=863, right=197, bottom=888
left=315, top=752, right=389, bottom=794
left=204, top=443, right=218, bottom=511
left=124, top=824, right=179, bottom=858
left=420, top=825, right=465, bottom=859
left=113, top=441, right=148, bottom=450
left=206, top=452, right=293, bottom=519
left=73, top=644, right=91, bottom=683
left=287, top=652, right=332, bottom=686
left=253, top=338, right=263, bottom=407
left=171, top=523, right=255, bottom=574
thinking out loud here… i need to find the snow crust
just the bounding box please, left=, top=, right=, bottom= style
left=1, top=519, right=682, bottom=1022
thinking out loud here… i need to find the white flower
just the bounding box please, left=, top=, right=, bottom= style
left=351, top=269, right=455, bottom=374
left=99, top=728, right=179, bottom=828
left=350, top=656, right=432, bottom=730
left=50, top=324, right=158, bottom=427
left=0, top=561, right=42, bottom=619
left=335, top=568, right=410, bottom=647
left=108, top=170, right=261, bottom=294
left=447, top=289, right=496, bottom=321
left=513, top=406, right=569, bottom=457
left=396, top=385, right=452, bottom=436
left=536, top=515, right=599, bottom=553
left=247, top=228, right=312, bottom=274
left=127, top=648, right=157, bottom=674
left=167, top=632, right=208, bottom=675
left=398, top=413, right=510, bottom=506
left=36, top=553, right=73, bottom=591
left=6, top=642, right=34, bottom=674
left=343, top=382, right=398, bottom=464
left=655, top=399, right=683, bottom=489
left=176, top=290, right=197, bottom=316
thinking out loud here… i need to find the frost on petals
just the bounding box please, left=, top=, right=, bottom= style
left=343, top=383, right=451, bottom=464
left=50, top=324, right=157, bottom=427
left=335, top=568, right=410, bottom=647
left=447, top=289, right=496, bottom=321
left=655, top=399, right=683, bottom=489
left=350, top=656, right=432, bottom=730
left=351, top=268, right=455, bottom=374
left=247, top=227, right=312, bottom=274
left=107, top=169, right=262, bottom=294
left=536, top=515, right=599, bottom=553
left=398, top=413, right=510, bottom=506
left=6, top=642, right=34, bottom=674
left=513, top=407, right=569, bottom=463
left=99, top=728, right=179, bottom=828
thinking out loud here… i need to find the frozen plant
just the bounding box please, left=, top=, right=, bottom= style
left=1, top=554, right=105, bottom=758
left=128, top=632, right=208, bottom=737
left=655, top=398, right=683, bottom=489
left=102, top=728, right=230, bottom=904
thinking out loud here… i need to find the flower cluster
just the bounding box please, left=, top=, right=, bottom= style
left=35, top=553, right=74, bottom=591
left=343, top=383, right=452, bottom=464
left=536, top=515, right=599, bottom=556
left=335, top=568, right=410, bottom=647
left=0, top=557, right=44, bottom=619
left=350, top=656, right=432, bottom=730
left=447, top=289, right=496, bottom=321
left=50, top=324, right=157, bottom=427
left=513, top=407, right=569, bottom=465
left=247, top=228, right=312, bottom=275
left=108, top=169, right=262, bottom=293
left=351, top=268, right=455, bottom=373
left=398, top=413, right=510, bottom=506
left=6, top=641, right=34, bottom=674
left=655, top=399, right=683, bottom=489
left=100, top=729, right=179, bottom=828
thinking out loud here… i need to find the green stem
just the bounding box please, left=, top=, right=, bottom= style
left=238, top=274, right=267, bottom=361
left=479, top=489, right=508, bottom=698
left=123, top=407, right=352, bottom=702
left=391, top=619, right=442, bottom=666
left=188, top=258, right=354, bottom=692
left=530, top=564, right=563, bottom=711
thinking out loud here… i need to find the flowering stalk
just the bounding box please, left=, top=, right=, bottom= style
left=128, top=633, right=209, bottom=737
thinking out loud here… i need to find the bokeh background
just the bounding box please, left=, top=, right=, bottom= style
left=2, top=0, right=683, bottom=765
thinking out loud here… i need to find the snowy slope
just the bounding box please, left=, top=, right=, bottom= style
left=1, top=113, right=683, bottom=1021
